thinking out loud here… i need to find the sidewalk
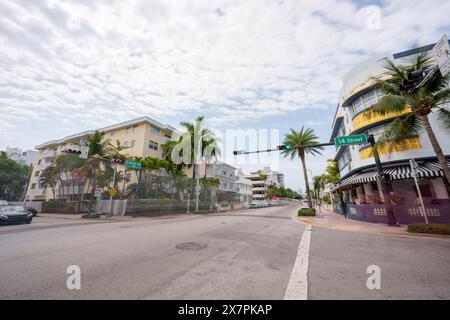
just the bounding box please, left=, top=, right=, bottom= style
left=295, top=205, right=412, bottom=236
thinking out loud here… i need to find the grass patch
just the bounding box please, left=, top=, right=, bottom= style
left=298, top=208, right=316, bottom=216
left=81, top=213, right=101, bottom=219
left=407, top=223, right=450, bottom=235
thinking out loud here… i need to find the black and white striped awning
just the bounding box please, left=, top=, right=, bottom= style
left=333, top=160, right=449, bottom=190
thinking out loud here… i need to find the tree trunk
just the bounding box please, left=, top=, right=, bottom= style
left=422, top=115, right=450, bottom=185
left=299, top=150, right=313, bottom=210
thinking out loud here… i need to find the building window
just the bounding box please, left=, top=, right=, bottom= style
left=125, top=126, right=136, bottom=135
left=150, top=127, right=160, bottom=136
left=130, top=140, right=135, bottom=148
left=149, top=140, right=158, bottom=151
left=34, top=171, right=40, bottom=177
left=123, top=141, right=129, bottom=148
left=31, top=183, right=36, bottom=189
left=37, top=159, right=42, bottom=165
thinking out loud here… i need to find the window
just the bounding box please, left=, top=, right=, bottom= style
left=150, top=126, right=160, bottom=136
left=130, top=140, right=135, bottom=148
left=34, top=171, right=40, bottom=177
left=37, top=159, right=42, bottom=165
left=31, top=183, right=36, bottom=189
left=149, top=140, right=158, bottom=151
left=125, top=126, right=136, bottom=135
left=123, top=141, right=129, bottom=148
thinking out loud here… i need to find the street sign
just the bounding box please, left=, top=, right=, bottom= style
left=108, top=187, right=117, bottom=197
left=125, top=160, right=142, bottom=169
left=334, top=134, right=368, bottom=147
left=433, top=34, right=450, bottom=76
left=80, top=146, right=89, bottom=159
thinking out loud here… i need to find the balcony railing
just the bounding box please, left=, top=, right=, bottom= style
left=42, top=150, right=56, bottom=158
left=31, top=188, right=46, bottom=196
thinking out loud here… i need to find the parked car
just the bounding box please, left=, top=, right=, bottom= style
left=0, top=200, right=37, bottom=217
left=26, top=207, right=38, bottom=217
left=0, top=205, right=33, bottom=225
left=250, top=201, right=260, bottom=209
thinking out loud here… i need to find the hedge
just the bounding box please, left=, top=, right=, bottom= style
left=42, top=200, right=75, bottom=214
left=298, top=208, right=316, bottom=216
left=407, top=223, right=450, bottom=235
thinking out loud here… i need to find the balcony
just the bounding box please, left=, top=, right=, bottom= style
left=42, top=150, right=56, bottom=158
left=352, top=108, right=411, bottom=132
left=31, top=188, right=46, bottom=196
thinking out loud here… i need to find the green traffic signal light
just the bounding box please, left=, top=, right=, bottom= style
left=285, top=144, right=292, bottom=150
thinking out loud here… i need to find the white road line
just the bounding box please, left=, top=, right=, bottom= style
left=284, top=224, right=312, bottom=300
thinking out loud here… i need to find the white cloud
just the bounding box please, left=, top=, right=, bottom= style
left=0, top=0, right=449, bottom=188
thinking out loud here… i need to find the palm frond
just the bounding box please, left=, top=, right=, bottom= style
left=369, top=95, right=408, bottom=116
left=437, top=107, right=450, bottom=129
left=374, top=114, right=423, bottom=153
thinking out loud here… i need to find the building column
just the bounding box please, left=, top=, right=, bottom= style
left=356, top=185, right=366, bottom=204
left=431, top=177, right=449, bottom=199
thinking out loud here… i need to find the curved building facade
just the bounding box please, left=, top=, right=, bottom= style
left=330, top=45, right=450, bottom=224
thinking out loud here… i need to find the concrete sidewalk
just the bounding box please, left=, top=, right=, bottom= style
left=295, top=205, right=414, bottom=236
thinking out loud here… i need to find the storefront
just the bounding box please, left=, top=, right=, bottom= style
left=331, top=160, right=450, bottom=224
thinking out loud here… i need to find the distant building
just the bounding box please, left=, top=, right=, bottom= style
left=235, top=170, right=253, bottom=207
left=25, top=116, right=178, bottom=201
left=245, top=167, right=282, bottom=200
left=4, top=147, right=38, bottom=166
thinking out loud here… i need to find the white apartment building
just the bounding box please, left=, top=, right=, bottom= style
left=245, top=167, right=283, bottom=200
left=330, top=42, right=450, bottom=224
left=4, top=147, right=38, bottom=166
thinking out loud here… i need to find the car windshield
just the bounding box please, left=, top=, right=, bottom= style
left=0, top=206, right=25, bottom=213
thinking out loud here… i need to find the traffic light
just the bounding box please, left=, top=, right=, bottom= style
left=381, top=173, right=391, bottom=183
left=233, top=150, right=247, bottom=155
left=399, top=68, right=426, bottom=91
left=277, top=144, right=293, bottom=151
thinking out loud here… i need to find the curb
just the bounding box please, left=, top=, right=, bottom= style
left=293, top=216, right=450, bottom=239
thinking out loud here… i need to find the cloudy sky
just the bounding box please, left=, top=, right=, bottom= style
left=1, top=0, right=449, bottom=191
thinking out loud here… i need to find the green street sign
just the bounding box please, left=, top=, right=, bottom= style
left=334, top=134, right=368, bottom=147
left=125, top=160, right=142, bottom=169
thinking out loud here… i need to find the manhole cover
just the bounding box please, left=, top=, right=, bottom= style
left=176, top=242, right=208, bottom=251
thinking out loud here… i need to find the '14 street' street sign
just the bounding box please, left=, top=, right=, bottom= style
left=433, top=34, right=450, bottom=76
left=334, top=134, right=368, bottom=147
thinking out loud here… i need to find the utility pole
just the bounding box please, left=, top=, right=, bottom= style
left=367, top=135, right=398, bottom=226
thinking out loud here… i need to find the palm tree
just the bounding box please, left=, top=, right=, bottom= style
left=282, top=127, right=323, bottom=210
left=179, top=116, right=220, bottom=178
left=39, top=165, right=59, bottom=200
left=369, top=53, right=450, bottom=184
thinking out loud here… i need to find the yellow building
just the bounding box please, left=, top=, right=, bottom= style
left=26, top=116, right=178, bottom=201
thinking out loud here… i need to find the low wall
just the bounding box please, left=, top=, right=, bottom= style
left=341, top=199, right=450, bottom=224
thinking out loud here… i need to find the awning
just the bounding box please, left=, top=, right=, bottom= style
left=333, top=160, right=449, bottom=190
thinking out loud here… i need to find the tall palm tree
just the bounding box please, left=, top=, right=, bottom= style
left=179, top=116, right=220, bottom=178
left=282, top=127, right=323, bottom=210
left=39, top=165, right=58, bottom=200
left=369, top=53, right=450, bottom=183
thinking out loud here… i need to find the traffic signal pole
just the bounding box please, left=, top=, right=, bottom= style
left=234, top=139, right=399, bottom=226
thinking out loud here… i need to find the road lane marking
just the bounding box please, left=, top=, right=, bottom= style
left=284, top=224, right=312, bottom=300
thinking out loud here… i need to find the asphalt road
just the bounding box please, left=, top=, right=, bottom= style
left=0, top=204, right=449, bottom=299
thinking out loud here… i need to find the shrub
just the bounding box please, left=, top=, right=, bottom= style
left=81, top=213, right=101, bottom=219
left=42, top=200, right=75, bottom=214
left=407, top=223, right=450, bottom=235
left=298, top=208, right=316, bottom=216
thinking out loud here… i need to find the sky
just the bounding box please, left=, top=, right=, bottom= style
left=1, top=0, right=449, bottom=192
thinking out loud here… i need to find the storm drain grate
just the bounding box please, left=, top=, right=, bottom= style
left=176, top=242, right=208, bottom=251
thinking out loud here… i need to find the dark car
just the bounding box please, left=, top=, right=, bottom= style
left=26, top=207, right=38, bottom=217
left=0, top=205, right=33, bottom=225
